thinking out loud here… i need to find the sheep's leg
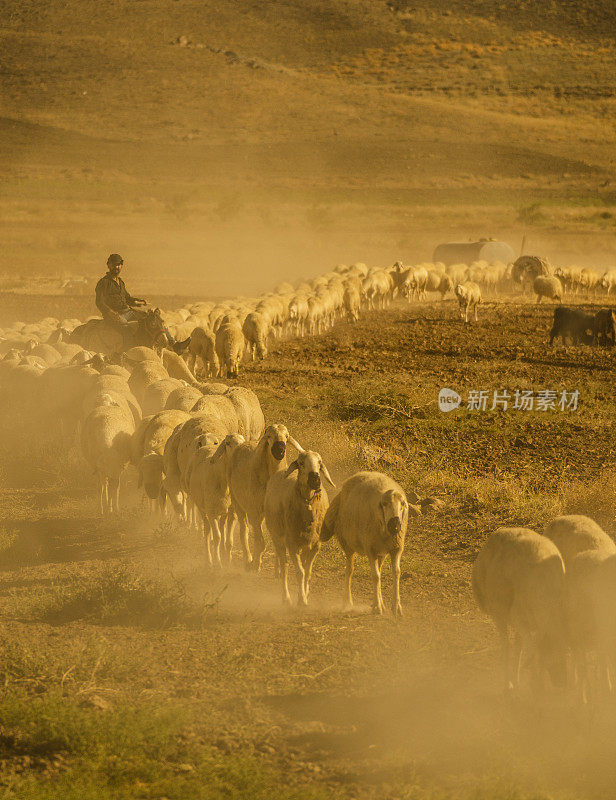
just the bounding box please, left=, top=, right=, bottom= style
left=211, top=517, right=223, bottom=568
left=390, top=549, right=402, bottom=617
left=251, top=518, right=266, bottom=573
left=576, top=650, right=590, bottom=705
left=158, top=488, right=167, bottom=516
left=370, top=557, right=384, bottom=615
left=600, top=652, right=613, bottom=695
left=190, top=499, right=198, bottom=529
left=97, top=474, right=105, bottom=516
left=302, top=545, right=319, bottom=601
left=277, top=546, right=291, bottom=605
left=237, top=514, right=252, bottom=570
left=224, top=513, right=235, bottom=565
left=109, top=476, right=120, bottom=514
left=291, top=550, right=307, bottom=606
left=497, top=621, right=512, bottom=691
left=344, top=552, right=355, bottom=610
left=512, top=631, right=523, bottom=688
left=474, top=303, right=478, bottom=322
left=202, top=515, right=212, bottom=567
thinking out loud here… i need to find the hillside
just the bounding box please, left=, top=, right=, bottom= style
left=1, top=0, right=616, bottom=294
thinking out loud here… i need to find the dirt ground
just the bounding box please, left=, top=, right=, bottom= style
left=1, top=294, right=615, bottom=798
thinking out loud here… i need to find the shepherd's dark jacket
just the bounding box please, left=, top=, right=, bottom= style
left=95, top=274, right=138, bottom=318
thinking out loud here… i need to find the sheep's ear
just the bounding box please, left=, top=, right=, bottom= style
left=285, top=460, right=299, bottom=477
left=287, top=435, right=304, bottom=453
left=210, top=440, right=227, bottom=462
left=320, top=462, right=336, bottom=489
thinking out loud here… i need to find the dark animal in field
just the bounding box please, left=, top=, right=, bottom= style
left=592, top=309, right=616, bottom=347
left=549, top=307, right=614, bottom=346
left=549, top=307, right=594, bottom=346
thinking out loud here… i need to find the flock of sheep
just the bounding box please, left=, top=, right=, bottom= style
left=1, top=256, right=615, bottom=674
left=474, top=515, right=616, bottom=702
left=1, top=260, right=451, bottom=613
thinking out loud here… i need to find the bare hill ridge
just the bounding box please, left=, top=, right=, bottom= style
left=1, top=0, right=616, bottom=288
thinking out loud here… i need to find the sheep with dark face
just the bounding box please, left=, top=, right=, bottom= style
left=227, top=424, right=303, bottom=572
left=264, top=449, right=335, bottom=605
left=320, top=471, right=417, bottom=616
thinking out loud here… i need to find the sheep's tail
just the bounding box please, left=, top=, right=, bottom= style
left=320, top=492, right=340, bottom=542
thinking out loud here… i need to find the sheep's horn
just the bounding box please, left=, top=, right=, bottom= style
left=320, top=463, right=336, bottom=489
left=287, top=435, right=304, bottom=453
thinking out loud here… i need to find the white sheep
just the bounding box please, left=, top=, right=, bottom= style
left=320, top=471, right=416, bottom=616
left=215, top=320, right=244, bottom=378
left=544, top=514, right=615, bottom=566
left=288, top=295, right=309, bottom=337
left=601, top=270, right=616, bottom=295
left=544, top=514, right=616, bottom=702
left=131, top=409, right=191, bottom=465
left=190, top=393, right=242, bottom=435
left=128, top=360, right=169, bottom=407
left=472, top=527, right=567, bottom=691
left=189, top=433, right=245, bottom=566
left=162, top=423, right=187, bottom=520
left=455, top=281, right=482, bottom=323
left=264, top=449, right=335, bottom=605
left=164, top=385, right=204, bottom=413
left=533, top=275, right=563, bottom=304
left=242, top=312, right=269, bottom=360
left=175, top=414, right=230, bottom=520
left=141, top=378, right=184, bottom=416
left=138, top=451, right=165, bottom=513
left=185, top=327, right=219, bottom=378
left=223, top=386, right=265, bottom=443
left=343, top=285, right=361, bottom=322
left=227, top=424, right=303, bottom=571
left=426, top=271, right=452, bottom=298
left=580, top=267, right=601, bottom=296
left=81, top=395, right=135, bottom=514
